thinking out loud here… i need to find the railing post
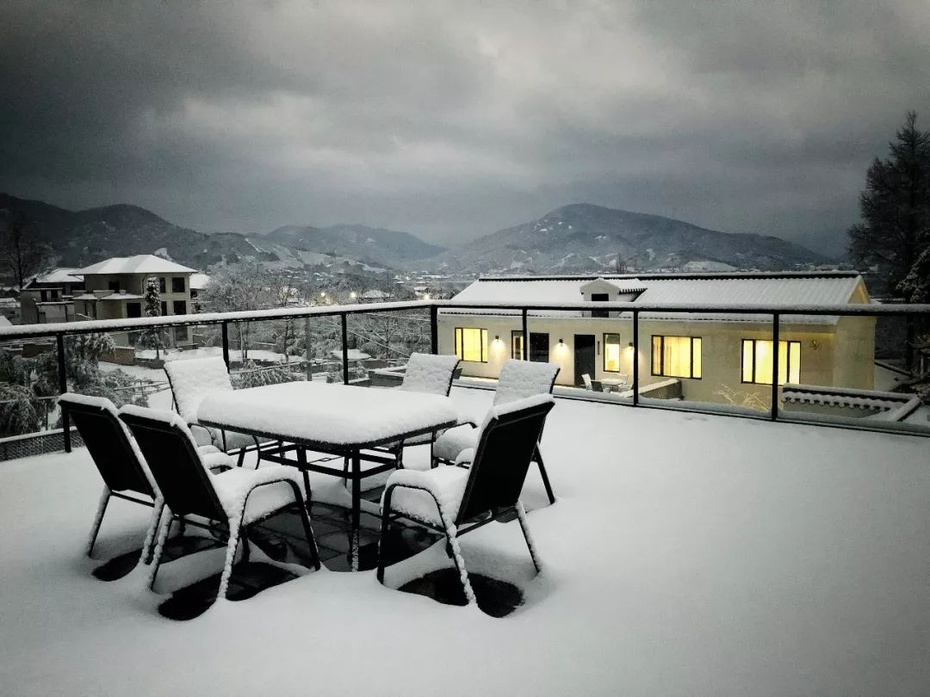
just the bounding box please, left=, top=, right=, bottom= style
left=341, top=312, right=349, bottom=384
left=56, top=333, right=71, bottom=453
left=430, top=305, right=438, bottom=355
left=521, top=308, right=529, bottom=361
left=304, top=317, right=312, bottom=381
left=221, top=321, right=230, bottom=369
left=771, top=312, right=780, bottom=422
left=632, top=310, right=639, bottom=407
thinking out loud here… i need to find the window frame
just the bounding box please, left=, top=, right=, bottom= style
left=603, top=332, right=623, bottom=372
left=511, top=330, right=524, bottom=360
left=741, top=339, right=801, bottom=386
left=590, top=292, right=609, bottom=318
left=454, top=327, right=489, bottom=363
left=529, top=332, right=550, bottom=363
left=158, top=277, right=166, bottom=294
left=651, top=335, right=702, bottom=379
left=172, top=300, right=187, bottom=316
left=171, top=276, right=185, bottom=293
left=126, top=302, right=142, bottom=319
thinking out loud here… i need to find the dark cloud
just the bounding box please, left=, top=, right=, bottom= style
left=1, top=0, right=928, bottom=254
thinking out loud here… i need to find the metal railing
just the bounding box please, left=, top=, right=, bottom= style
left=1, top=298, right=928, bottom=453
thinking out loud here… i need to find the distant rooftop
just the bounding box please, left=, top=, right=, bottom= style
left=77, top=255, right=196, bottom=276
left=27, top=268, right=84, bottom=286
left=453, top=272, right=866, bottom=310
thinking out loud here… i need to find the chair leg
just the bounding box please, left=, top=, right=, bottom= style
left=86, top=486, right=111, bottom=557
left=236, top=448, right=247, bottom=468
left=376, top=487, right=396, bottom=584
left=286, top=480, right=320, bottom=570
left=140, top=497, right=166, bottom=565
left=439, top=516, right=476, bottom=606
left=217, top=512, right=246, bottom=600
left=515, top=501, right=542, bottom=574
left=148, top=512, right=175, bottom=591
left=534, top=446, right=556, bottom=505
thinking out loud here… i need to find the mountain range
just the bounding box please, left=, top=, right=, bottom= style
left=0, top=193, right=833, bottom=275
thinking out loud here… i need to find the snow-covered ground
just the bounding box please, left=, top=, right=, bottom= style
left=1, top=389, right=929, bottom=695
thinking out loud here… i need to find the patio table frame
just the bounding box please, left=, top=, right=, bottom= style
left=198, top=383, right=458, bottom=570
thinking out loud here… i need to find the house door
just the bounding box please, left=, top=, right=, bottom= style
left=574, top=334, right=595, bottom=386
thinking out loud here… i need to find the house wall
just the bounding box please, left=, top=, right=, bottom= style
left=438, top=312, right=873, bottom=407
left=832, top=316, right=876, bottom=390
left=82, top=273, right=193, bottom=314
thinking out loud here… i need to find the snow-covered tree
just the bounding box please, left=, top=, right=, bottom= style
left=138, top=276, right=165, bottom=359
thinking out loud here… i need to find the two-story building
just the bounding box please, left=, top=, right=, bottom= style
left=73, top=255, right=197, bottom=346
left=439, top=272, right=876, bottom=410
left=19, top=268, right=85, bottom=324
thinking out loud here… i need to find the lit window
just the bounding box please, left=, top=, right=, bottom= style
left=604, top=333, right=622, bottom=372
left=511, top=331, right=524, bottom=360
left=651, top=336, right=702, bottom=379
left=741, top=339, right=800, bottom=385
left=454, top=327, right=488, bottom=362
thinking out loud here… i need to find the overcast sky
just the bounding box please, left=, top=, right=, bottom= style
left=2, top=1, right=929, bottom=253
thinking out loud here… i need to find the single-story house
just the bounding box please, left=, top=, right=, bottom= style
left=438, top=272, right=875, bottom=408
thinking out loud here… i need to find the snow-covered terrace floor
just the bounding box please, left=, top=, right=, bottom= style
left=2, top=387, right=929, bottom=696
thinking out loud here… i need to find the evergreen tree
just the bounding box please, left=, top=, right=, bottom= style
left=138, top=276, right=165, bottom=359
left=848, top=111, right=930, bottom=297
left=848, top=111, right=930, bottom=370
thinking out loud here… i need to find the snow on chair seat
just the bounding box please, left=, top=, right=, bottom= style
left=118, top=405, right=320, bottom=604
left=432, top=359, right=560, bottom=504
left=378, top=394, right=555, bottom=607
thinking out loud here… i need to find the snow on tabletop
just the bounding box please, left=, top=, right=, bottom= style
left=400, top=352, right=460, bottom=395
left=3, top=388, right=930, bottom=696
left=197, top=382, right=458, bottom=445
left=163, top=356, right=234, bottom=424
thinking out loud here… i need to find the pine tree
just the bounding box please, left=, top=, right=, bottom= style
left=848, top=111, right=930, bottom=297
left=138, top=276, right=165, bottom=359
left=848, top=111, right=930, bottom=370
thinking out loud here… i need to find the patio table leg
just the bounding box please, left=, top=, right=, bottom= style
left=350, top=451, right=361, bottom=572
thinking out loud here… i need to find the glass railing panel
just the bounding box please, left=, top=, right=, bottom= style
left=777, top=311, right=930, bottom=432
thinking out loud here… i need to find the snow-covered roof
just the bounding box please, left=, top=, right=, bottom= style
left=329, top=348, right=372, bottom=361
left=189, top=273, right=210, bottom=290
left=77, top=255, right=196, bottom=276
left=446, top=272, right=867, bottom=323
left=29, top=268, right=83, bottom=285
left=0, top=316, right=10, bottom=327
left=361, top=289, right=392, bottom=299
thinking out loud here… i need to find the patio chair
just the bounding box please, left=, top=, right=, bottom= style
left=60, top=393, right=237, bottom=562
left=377, top=394, right=555, bottom=605
left=164, top=356, right=276, bottom=467
left=119, top=405, right=320, bottom=601
left=432, top=359, right=560, bottom=504
left=582, top=373, right=594, bottom=390
left=59, top=393, right=164, bottom=561
left=387, top=352, right=461, bottom=468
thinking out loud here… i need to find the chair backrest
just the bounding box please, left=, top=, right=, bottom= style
left=163, top=356, right=233, bottom=424
left=456, top=394, right=555, bottom=524
left=581, top=373, right=593, bottom=390
left=591, top=379, right=603, bottom=392
left=400, top=353, right=461, bottom=396
left=494, top=360, right=561, bottom=405
left=119, top=405, right=226, bottom=520
left=59, top=393, right=155, bottom=498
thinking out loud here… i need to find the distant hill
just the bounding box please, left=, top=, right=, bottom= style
left=0, top=194, right=442, bottom=272
left=265, top=223, right=444, bottom=269
left=0, top=193, right=266, bottom=269
left=430, top=203, right=833, bottom=273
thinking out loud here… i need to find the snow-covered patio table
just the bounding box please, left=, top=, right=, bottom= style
left=198, top=382, right=459, bottom=569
